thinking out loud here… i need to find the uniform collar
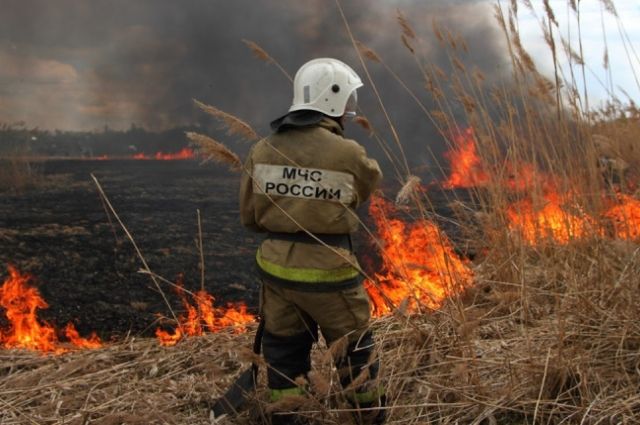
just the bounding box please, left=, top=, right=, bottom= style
left=270, top=111, right=344, bottom=136
left=317, top=117, right=344, bottom=136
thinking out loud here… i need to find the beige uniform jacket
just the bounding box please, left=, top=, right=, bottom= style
left=239, top=118, right=382, bottom=287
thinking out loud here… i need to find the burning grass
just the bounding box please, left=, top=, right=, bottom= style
left=1, top=242, right=638, bottom=424
left=0, top=265, right=102, bottom=353
left=2, top=0, right=640, bottom=423
left=155, top=277, right=255, bottom=346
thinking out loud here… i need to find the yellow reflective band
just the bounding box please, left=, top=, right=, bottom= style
left=256, top=250, right=360, bottom=283
left=269, top=386, right=305, bottom=402
left=348, top=386, right=385, bottom=404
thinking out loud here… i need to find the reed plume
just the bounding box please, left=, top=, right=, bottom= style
left=193, top=99, right=260, bottom=142
left=395, top=175, right=422, bottom=205
left=356, top=41, right=381, bottom=63
left=185, top=131, right=242, bottom=171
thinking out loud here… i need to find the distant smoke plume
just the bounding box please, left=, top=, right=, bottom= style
left=0, top=0, right=508, bottom=170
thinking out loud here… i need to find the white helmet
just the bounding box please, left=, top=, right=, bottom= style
left=289, top=58, right=363, bottom=117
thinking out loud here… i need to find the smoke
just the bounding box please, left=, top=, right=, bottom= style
left=0, top=0, right=509, bottom=170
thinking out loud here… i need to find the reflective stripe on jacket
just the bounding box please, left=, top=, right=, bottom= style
left=239, top=118, right=382, bottom=287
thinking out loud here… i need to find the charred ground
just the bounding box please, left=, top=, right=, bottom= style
left=0, top=159, right=471, bottom=340
left=0, top=160, right=262, bottom=339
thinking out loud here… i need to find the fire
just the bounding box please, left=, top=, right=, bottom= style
left=156, top=278, right=255, bottom=346
left=84, top=148, right=196, bottom=161
left=154, top=148, right=195, bottom=160
left=440, top=127, right=600, bottom=245
left=0, top=265, right=102, bottom=353
left=442, top=127, right=557, bottom=192
left=506, top=192, right=596, bottom=245
left=64, top=323, right=103, bottom=349
left=442, top=128, right=490, bottom=189
left=365, top=196, right=474, bottom=316
left=604, top=193, right=640, bottom=240
left=131, top=148, right=195, bottom=160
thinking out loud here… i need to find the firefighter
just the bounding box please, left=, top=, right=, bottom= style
left=239, top=58, right=385, bottom=424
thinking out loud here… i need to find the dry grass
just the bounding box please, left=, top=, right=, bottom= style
left=3, top=244, right=637, bottom=424
left=185, top=131, right=243, bottom=171
left=2, top=1, right=639, bottom=424
left=0, top=157, right=42, bottom=194
left=339, top=0, right=639, bottom=423
left=0, top=332, right=254, bottom=425
left=380, top=239, right=640, bottom=423
left=193, top=99, right=260, bottom=143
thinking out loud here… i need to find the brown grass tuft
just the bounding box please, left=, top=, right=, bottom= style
left=431, top=19, right=445, bottom=44
left=542, top=0, right=559, bottom=26
left=600, top=0, right=618, bottom=16
left=185, top=131, right=242, bottom=171
left=308, top=370, right=332, bottom=396
left=353, top=116, right=373, bottom=134
left=356, top=41, right=381, bottom=63
left=395, top=175, right=421, bottom=205
left=193, top=99, right=260, bottom=142
left=241, top=39, right=272, bottom=63
left=0, top=156, right=41, bottom=194
left=400, top=34, right=414, bottom=54
left=397, top=10, right=416, bottom=40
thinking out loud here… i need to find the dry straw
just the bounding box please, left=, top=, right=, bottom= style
left=193, top=99, right=259, bottom=143
left=356, top=41, right=381, bottom=63
left=185, top=131, right=242, bottom=172
left=395, top=175, right=421, bottom=205
left=3, top=2, right=638, bottom=424
left=241, top=39, right=293, bottom=82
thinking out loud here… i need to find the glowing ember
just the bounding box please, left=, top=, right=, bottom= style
left=604, top=194, right=640, bottom=240
left=156, top=278, right=255, bottom=346
left=0, top=265, right=102, bottom=352
left=365, top=196, right=474, bottom=316
left=442, top=128, right=490, bottom=189
left=506, top=192, right=596, bottom=245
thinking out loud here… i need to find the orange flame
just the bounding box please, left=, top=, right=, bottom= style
left=64, top=323, right=103, bottom=349
left=506, top=192, right=596, bottom=245
left=0, top=265, right=102, bottom=352
left=86, top=148, right=196, bottom=161
left=442, top=128, right=490, bottom=189
left=131, top=148, right=195, bottom=160
left=364, top=196, right=474, bottom=316
left=440, top=127, right=600, bottom=245
left=156, top=278, right=255, bottom=346
left=604, top=194, right=640, bottom=240
left=154, top=148, right=195, bottom=160
left=442, top=128, right=557, bottom=192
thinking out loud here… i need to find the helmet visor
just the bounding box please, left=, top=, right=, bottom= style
left=344, top=90, right=358, bottom=117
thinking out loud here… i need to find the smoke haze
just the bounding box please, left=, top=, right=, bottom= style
left=1, top=0, right=509, bottom=170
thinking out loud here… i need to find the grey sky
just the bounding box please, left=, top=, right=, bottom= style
left=0, top=0, right=507, bottom=132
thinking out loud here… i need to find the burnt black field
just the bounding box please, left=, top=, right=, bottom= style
left=0, top=160, right=264, bottom=339
left=0, top=159, right=472, bottom=340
